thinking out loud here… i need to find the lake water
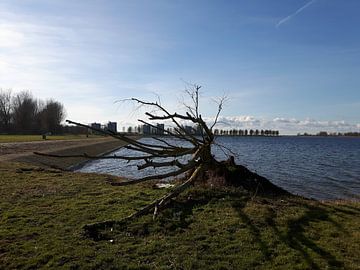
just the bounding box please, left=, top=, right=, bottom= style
left=78, top=136, right=360, bottom=201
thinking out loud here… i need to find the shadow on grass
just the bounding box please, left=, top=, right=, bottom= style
left=232, top=199, right=272, bottom=259
left=132, top=188, right=249, bottom=236
left=85, top=187, right=347, bottom=269
left=86, top=188, right=244, bottom=241
left=232, top=197, right=345, bottom=269
left=327, top=204, right=360, bottom=216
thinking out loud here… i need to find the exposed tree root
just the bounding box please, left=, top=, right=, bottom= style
left=198, top=156, right=290, bottom=196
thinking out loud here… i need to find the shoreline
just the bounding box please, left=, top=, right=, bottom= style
left=67, top=143, right=126, bottom=171
left=1, top=136, right=358, bottom=203
left=0, top=137, right=134, bottom=170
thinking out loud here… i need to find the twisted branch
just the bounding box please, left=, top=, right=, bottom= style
left=111, top=160, right=197, bottom=186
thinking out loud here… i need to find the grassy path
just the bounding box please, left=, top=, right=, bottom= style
left=0, top=134, right=100, bottom=143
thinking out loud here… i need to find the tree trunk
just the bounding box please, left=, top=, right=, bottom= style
left=197, top=156, right=290, bottom=196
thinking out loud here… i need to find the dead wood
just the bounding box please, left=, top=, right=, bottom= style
left=34, top=84, right=289, bottom=236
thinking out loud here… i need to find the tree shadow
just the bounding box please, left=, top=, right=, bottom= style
left=85, top=187, right=348, bottom=270
left=151, top=193, right=217, bottom=234
left=327, top=203, right=360, bottom=216
left=232, top=199, right=272, bottom=259
left=232, top=196, right=345, bottom=269
left=87, top=188, right=244, bottom=240
left=150, top=188, right=249, bottom=235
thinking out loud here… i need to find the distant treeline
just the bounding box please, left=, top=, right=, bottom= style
left=0, top=89, right=66, bottom=134
left=213, top=129, right=279, bottom=136
left=298, top=131, right=360, bottom=137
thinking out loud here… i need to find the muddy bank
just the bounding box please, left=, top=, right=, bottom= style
left=0, top=138, right=133, bottom=170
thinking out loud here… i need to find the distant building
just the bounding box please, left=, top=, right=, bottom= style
left=90, top=122, right=101, bottom=134
left=142, top=124, right=151, bottom=134
left=107, top=122, right=117, bottom=133
left=90, top=123, right=101, bottom=130
left=318, top=131, right=328, bottom=136
left=156, top=123, right=165, bottom=135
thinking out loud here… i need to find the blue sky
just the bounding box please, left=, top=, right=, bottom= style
left=0, top=0, right=359, bottom=134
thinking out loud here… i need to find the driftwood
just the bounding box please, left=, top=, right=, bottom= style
left=35, top=84, right=286, bottom=235
left=35, top=84, right=220, bottom=185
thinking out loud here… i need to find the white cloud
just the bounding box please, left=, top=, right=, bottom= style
left=0, top=8, right=175, bottom=102
left=203, top=115, right=360, bottom=135
left=0, top=25, right=24, bottom=47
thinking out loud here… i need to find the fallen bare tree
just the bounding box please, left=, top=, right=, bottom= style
left=35, top=84, right=288, bottom=235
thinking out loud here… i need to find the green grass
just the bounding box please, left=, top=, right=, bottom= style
left=0, top=134, right=100, bottom=143
left=0, top=162, right=359, bottom=269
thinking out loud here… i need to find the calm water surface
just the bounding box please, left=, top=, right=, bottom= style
left=78, top=136, right=360, bottom=201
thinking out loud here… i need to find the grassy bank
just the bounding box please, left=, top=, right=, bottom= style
left=0, top=162, right=359, bottom=269
left=0, top=134, right=102, bottom=143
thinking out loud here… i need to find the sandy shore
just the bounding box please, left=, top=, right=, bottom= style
left=0, top=137, right=130, bottom=170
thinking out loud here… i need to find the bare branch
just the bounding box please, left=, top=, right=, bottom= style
left=83, top=165, right=203, bottom=234
left=212, top=141, right=239, bottom=159
left=66, top=119, right=176, bottom=153
left=33, top=151, right=156, bottom=161
left=210, top=95, right=227, bottom=130
left=124, top=144, right=196, bottom=157
left=111, top=161, right=197, bottom=186
left=138, top=119, right=202, bottom=145
left=137, top=159, right=188, bottom=170
left=121, top=138, right=177, bottom=151
left=131, top=98, right=201, bottom=145
left=151, top=137, right=180, bottom=148
left=181, top=81, right=201, bottom=119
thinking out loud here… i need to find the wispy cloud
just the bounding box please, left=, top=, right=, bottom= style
left=0, top=7, right=175, bottom=124
left=276, top=0, right=316, bottom=27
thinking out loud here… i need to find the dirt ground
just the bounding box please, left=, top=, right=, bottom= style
left=0, top=137, right=129, bottom=170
